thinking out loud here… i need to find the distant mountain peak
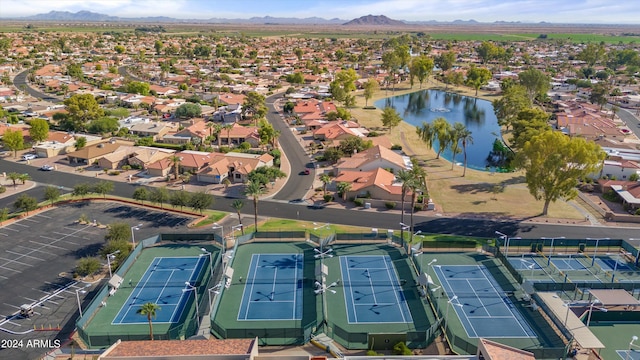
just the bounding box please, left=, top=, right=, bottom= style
left=343, top=14, right=406, bottom=26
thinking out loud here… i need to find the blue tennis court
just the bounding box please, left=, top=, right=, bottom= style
left=617, top=350, right=640, bottom=360
left=237, top=253, right=303, bottom=321
left=507, top=257, right=543, bottom=271
left=339, top=255, right=412, bottom=324
left=113, top=256, right=206, bottom=324
left=550, top=256, right=587, bottom=271
left=596, top=257, right=633, bottom=272
left=434, top=265, right=536, bottom=338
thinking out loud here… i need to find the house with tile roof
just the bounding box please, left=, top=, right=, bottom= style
left=127, top=147, right=176, bottom=170
left=33, top=131, right=76, bottom=158
left=197, top=152, right=274, bottom=184
left=218, top=123, right=261, bottom=147
left=598, top=179, right=640, bottom=211
left=98, top=338, right=258, bottom=359
left=162, top=119, right=208, bottom=145
left=333, top=167, right=406, bottom=202
left=65, top=142, right=123, bottom=165
left=335, top=145, right=411, bottom=174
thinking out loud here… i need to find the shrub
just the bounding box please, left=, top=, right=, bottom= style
left=630, top=173, right=639, bottom=182
left=121, top=165, right=132, bottom=171
left=366, top=350, right=380, bottom=356
left=108, top=170, right=121, bottom=176
left=603, top=190, right=621, bottom=202
left=414, top=204, right=424, bottom=212
left=354, top=198, right=364, bottom=206
left=130, top=163, right=142, bottom=170
left=393, top=342, right=412, bottom=355
left=385, top=201, right=396, bottom=209
left=323, top=194, right=334, bottom=202
left=0, top=185, right=5, bottom=194
left=391, top=144, right=403, bottom=150
left=75, top=257, right=101, bottom=277
left=635, top=208, right=640, bottom=216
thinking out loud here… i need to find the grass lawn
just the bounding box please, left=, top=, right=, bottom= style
left=349, top=78, right=585, bottom=220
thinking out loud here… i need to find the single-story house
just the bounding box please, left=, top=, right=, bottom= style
left=333, top=167, right=405, bottom=202
left=197, top=152, right=274, bottom=184
left=335, top=145, right=411, bottom=174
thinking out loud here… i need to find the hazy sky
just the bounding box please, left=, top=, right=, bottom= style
left=2, top=0, right=639, bottom=24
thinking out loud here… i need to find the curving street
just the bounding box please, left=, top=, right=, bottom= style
left=13, top=69, right=63, bottom=103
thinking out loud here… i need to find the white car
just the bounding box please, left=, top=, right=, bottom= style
left=40, top=164, right=54, bottom=171
left=22, top=153, right=37, bottom=160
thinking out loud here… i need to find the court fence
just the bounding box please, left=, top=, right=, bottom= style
left=211, top=321, right=317, bottom=346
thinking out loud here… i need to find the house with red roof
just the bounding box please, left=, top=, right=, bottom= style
left=333, top=167, right=405, bottom=202
left=335, top=145, right=411, bottom=174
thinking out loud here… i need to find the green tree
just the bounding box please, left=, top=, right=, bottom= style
left=363, top=79, right=379, bottom=107
left=13, top=194, right=37, bottom=215
left=72, top=183, right=91, bottom=198
left=323, top=147, right=344, bottom=164
left=87, top=117, right=119, bottom=134
left=188, top=191, right=213, bottom=214
left=589, top=82, right=609, bottom=109
left=75, top=257, right=101, bottom=277
left=381, top=106, right=402, bottom=134
left=416, top=122, right=435, bottom=152
left=465, top=65, right=492, bottom=96
left=409, top=55, right=434, bottom=89
left=175, top=103, right=202, bottom=119
left=516, top=130, right=605, bottom=215
left=247, top=166, right=286, bottom=187
left=132, top=187, right=149, bottom=204
left=518, top=67, right=551, bottom=102
left=577, top=43, right=606, bottom=67
left=93, top=181, right=114, bottom=199
left=334, top=68, right=359, bottom=94
left=29, top=118, right=49, bottom=143
left=511, top=108, right=551, bottom=150
left=230, top=199, right=244, bottom=231
left=114, top=45, right=125, bottom=54
left=448, top=122, right=465, bottom=170
left=137, top=303, right=161, bottom=341
left=338, top=136, right=373, bottom=156
left=106, top=222, right=132, bottom=242
left=154, top=40, right=163, bottom=55
left=2, top=128, right=24, bottom=158
left=285, top=72, right=305, bottom=84
left=75, top=136, right=87, bottom=149
left=124, top=81, right=150, bottom=95
left=381, top=51, right=400, bottom=91
left=475, top=41, right=498, bottom=64
left=150, top=187, right=169, bottom=209
left=336, top=181, right=352, bottom=201
left=320, top=174, right=331, bottom=196
left=6, top=172, right=20, bottom=188
left=242, top=91, right=267, bottom=124
left=0, top=207, right=9, bottom=224
left=43, top=186, right=60, bottom=206
left=100, top=239, right=131, bottom=266
left=244, top=181, right=265, bottom=232
left=432, top=118, right=452, bottom=159
left=18, top=173, right=30, bottom=185
left=258, top=119, right=280, bottom=149
left=408, top=159, right=427, bottom=244
left=63, top=94, right=104, bottom=132
left=435, top=51, right=456, bottom=73
left=459, top=126, right=474, bottom=177
left=66, top=63, right=84, bottom=79
left=492, top=84, right=532, bottom=131
left=169, top=190, right=191, bottom=210
left=169, top=155, right=181, bottom=180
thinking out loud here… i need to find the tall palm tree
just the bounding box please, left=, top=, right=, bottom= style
left=449, top=122, right=465, bottom=170
left=459, top=127, right=474, bottom=177
left=319, top=174, right=331, bottom=196
left=169, top=155, right=181, bottom=180
left=243, top=181, right=265, bottom=232
left=408, top=161, right=427, bottom=246
left=223, top=124, right=234, bottom=146
left=230, top=199, right=245, bottom=234
left=214, top=123, right=223, bottom=147
left=395, top=169, right=414, bottom=245
left=137, top=302, right=161, bottom=341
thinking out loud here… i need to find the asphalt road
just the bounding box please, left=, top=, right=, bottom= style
left=2, top=159, right=639, bottom=241
left=13, top=69, right=62, bottom=104
left=265, top=94, right=315, bottom=201
left=616, top=106, right=640, bottom=139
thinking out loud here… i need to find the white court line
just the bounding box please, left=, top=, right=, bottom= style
left=52, top=232, right=84, bottom=239
left=29, top=240, right=68, bottom=251
left=342, top=256, right=359, bottom=323
left=241, top=254, right=262, bottom=320
left=383, top=255, right=409, bottom=323
left=292, top=253, right=299, bottom=318
left=6, top=250, right=44, bottom=261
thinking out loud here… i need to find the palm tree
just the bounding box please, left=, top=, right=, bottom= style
left=169, top=155, right=181, bottom=180
left=336, top=182, right=352, bottom=201
left=319, top=174, right=331, bottom=196
left=18, top=173, right=31, bottom=185
left=137, top=302, right=161, bottom=341
left=395, top=169, right=414, bottom=245
left=244, top=181, right=265, bottom=232
left=459, top=127, right=474, bottom=177
left=223, top=124, right=234, bottom=146
left=416, top=122, right=435, bottom=152
left=205, top=121, right=216, bottom=140
left=7, top=172, right=20, bottom=188
left=449, top=122, right=465, bottom=170
left=230, top=199, right=244, bottom=234
left=214, top=123, right=223, bottom=147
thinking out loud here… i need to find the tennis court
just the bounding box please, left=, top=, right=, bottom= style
left=113, top=256, right=206, bottom=324
left=237, top=253, right=303, bottom=321
left=617, top=350, right=640, bottom=360
left=434, top=265, right=536, bottom=338
left=339, top=255, right=412, bottom=324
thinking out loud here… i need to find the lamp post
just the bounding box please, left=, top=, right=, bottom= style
left=445, top=295, right=463, bottom=327
left=75, top=284, right=90, bottom=317
left=184, top=282, right=200, bottom=325
left=586, top=299, right=607, bottom=326
left=400, top=222, right=410, bottom=248
left=231, top=224, right=243, bottom=245
left=612, top=253, right=622, bottom=283
left=586, top=238, right=609, bottom=266
left=542, top=236, right=565, bottom=264
left=626, top=335, right=639, bottom=360
left=130, top=223, right=142, bottom=247
left=495, top=231, right=521, bottom=256
left=208, top=283, right=222, bottom=314
left=106, top=250, right=120, bottom=278
left=200, top=248, right=214, bottom=280
left=211, top=223, right=224, bottom=252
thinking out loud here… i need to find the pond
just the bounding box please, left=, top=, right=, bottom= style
left=374, top=89, right=507, bottom=171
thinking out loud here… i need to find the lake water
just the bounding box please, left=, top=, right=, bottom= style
left=374, top=89, right=502, bottom=171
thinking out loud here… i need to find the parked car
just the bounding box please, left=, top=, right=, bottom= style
left=22, top=153, right=37, bottom=160
left=40, top=164, right=54, bottom=171
left=300, top=169, right=310, bottom=175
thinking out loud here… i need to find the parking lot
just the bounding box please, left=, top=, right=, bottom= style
left=0, top=202, right=196, bottom=360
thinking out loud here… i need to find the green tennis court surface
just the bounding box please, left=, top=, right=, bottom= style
left=339, top=255, right=412, bottom=324
left=237, top=253, right=303, bottom=320
left=113, top=256, right=206, bottom=324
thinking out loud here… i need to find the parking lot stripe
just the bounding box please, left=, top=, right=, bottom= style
left=22, top=218, right=40, bottom=223
left=0, top=274, right=8, bottom=280
left=0, top=233, right=7, bottom=236
left=34, top=214, right=51, bottom=219
left=0, top=265, right=20, bottom=273
left=11, top=223, right=29, bottom=228
left=40, top=236, right=79, bottom=246
left=16, top=245, right=50, bottom=255
left=6, top=251, right=44, bottom=261
left=2, top=227, right=19, bottom=232
left=29, top=240, right=68, bottom=251
left=0, top=257, right=33, bottom=267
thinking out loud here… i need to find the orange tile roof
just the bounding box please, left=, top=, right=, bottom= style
left=104, top=338, right=255, bottom=357
left=334, top=168, right=399, bottom=193
left=479, top=338, right=536, bottom=360
left=218, top=93, right=246, bottom=106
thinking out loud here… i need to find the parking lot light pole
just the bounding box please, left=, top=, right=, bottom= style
left=626, top=336, right=639, bottom=360
left=586, top=238, right=609, bottom=266
left=106, top=250, right=120, bottom=278
left=130, top=223, right=142, bottom=247
left=75, top=284, right=90, bottom=318
left=231, top=224, right=243, bottom=245
left=399, top=222, right=410, bottom=249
